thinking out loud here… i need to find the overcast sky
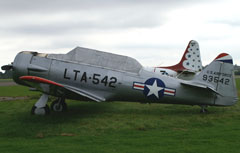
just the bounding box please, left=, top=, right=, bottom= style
left=0, top=0, right=239, bottom=72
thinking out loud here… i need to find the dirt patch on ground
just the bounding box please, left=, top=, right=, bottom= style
left=0, top=96, right=28, bottom=101
left=0, top=82, right=17, bottom=86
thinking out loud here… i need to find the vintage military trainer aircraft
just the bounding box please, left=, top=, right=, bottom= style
left=1, top=47, right=238, bottom=115
left=146, top=40, right=203, bottom=79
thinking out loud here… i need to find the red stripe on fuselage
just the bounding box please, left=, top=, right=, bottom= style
left=20, top=76, right=63, bottom=87
left=164, top=90, right=175, bottom=94
left=134, top=84, right=144, bottom=88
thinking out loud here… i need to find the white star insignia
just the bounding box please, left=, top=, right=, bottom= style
left=146, top=80, right=164, bottom=98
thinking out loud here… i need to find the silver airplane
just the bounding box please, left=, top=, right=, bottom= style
left=1, top=47, right=238, bottom=115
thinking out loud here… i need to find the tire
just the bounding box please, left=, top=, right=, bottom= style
left=51, top=98, right=67, bottom=112
left=31, top=105, right=50, bottom=115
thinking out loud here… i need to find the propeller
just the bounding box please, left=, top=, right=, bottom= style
left=1, top=64, right=13, bottom=71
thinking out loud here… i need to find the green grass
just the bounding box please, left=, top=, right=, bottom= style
left=0, top=79, right=239, bottom=153
left=236, top=78, right=240, bottom=96
left=0, top=85, right=40, bottom=97
left=0, top=79, right=13, bottom=82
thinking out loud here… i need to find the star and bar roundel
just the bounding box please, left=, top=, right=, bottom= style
left=133, top=78, right=176, bottom=100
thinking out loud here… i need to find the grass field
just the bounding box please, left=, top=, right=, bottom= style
left=0, top=79, right=239, bottom=153
left=0, top=79, right=13, bottom=82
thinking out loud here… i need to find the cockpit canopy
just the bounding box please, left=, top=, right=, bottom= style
left=47, top=47, right=142, bottom=73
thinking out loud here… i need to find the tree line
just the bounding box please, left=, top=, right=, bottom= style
left=0, top=71, right=13, bottom=79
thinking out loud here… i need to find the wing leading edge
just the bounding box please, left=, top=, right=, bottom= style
left=20, top=76, right=105, bottom=102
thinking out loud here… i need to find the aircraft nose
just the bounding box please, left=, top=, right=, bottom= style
left=12, top=51, right=34, bottom=85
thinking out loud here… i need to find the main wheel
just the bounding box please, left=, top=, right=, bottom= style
left=51, top=98, right=67, bottom=112
left=200, top=105, right=208, bottom=113
left=200, top=108, right=208, bottom=113
left=31, top=105, right=50, bottom=115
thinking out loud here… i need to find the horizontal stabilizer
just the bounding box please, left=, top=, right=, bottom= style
left=181, top=81, right=220, bottom=95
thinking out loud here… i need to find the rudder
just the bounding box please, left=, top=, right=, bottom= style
left=193, top=53, right=238, bottom=106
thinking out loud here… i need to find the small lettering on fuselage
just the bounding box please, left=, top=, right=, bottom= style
left=202, top=74, right=230, bottom=85
left=63, top=68, right=117, bottom=88
left=206, top=70, right=232, bottom=78
left=203, top=70, right=231, bottom=86
left=160, top=70, right=169, bottom=76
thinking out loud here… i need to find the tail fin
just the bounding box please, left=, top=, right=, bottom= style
left=191, top=53, right=238, bottom=106
left=160, top=40, right=203, bottom=72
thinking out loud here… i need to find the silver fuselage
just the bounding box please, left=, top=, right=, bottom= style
left=12, top=51, right=220, bottom=106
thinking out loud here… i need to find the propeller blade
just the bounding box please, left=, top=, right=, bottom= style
left=1, top=65, right=13, bottom=71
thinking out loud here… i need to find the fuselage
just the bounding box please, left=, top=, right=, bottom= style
left=12, top=51, right=216, bottom=106
left=143, top=67, right=178, bottom=77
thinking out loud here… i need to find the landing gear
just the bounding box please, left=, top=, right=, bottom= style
left=31, top=105, right=50, bottom=115
left=51, top=98, right=67, bottom=112
left=31, top=94, right=50, bottom=115
left=31, top=94, right=67, bottom=115
left=200, top=105, right=208, bottom=113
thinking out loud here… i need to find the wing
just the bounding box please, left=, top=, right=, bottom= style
left=20, top=76, right=105, bottom=102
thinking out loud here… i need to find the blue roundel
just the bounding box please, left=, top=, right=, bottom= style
left=143, top=78, right=165, bottom=100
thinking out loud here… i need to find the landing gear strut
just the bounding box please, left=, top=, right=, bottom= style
left=31, top=94, right=67, bottom=115
left=200, top=105, right=208, bottom=113
left=31, top=94, right=50, bottom=115
left=51, top=97, right=67, bottom=112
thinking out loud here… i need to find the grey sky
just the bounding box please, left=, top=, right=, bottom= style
left=0, top=0, right=239, bottom=72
